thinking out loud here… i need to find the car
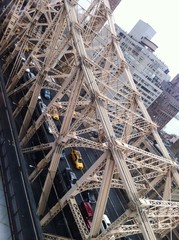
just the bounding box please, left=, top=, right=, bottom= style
left=38, top=100, right=46, bottom=113
left=100, top=215, right=115, bottom=239
left=62, top=168, right=77, bottom=190
left=70, top=149, right=84, bottom=170
left=90, top=131, right=99, bottom=142
left=91, top=131, right=98, bottom=138
left=38, top=100, right=53, bottom=134
left=81, top=190, right=96, bottom=204
left=42, top=89, right=51, bottom=100
left=23, top=45, right=32, bottom=52
left=20, top=52, right=28, bottom=62
left=79, top=201, right=93, bottom=230
left=100, top=214, right=111, bottom=233
left=52, top=112, right=59, bottom=120
left=20, top=53, right=35, bottom=66
left=51, top=106, right=59, bottom=120
left=22, top=69, right=35, bottom=82
left=44, top=120, right=53, bottom=135
left=60, top=149, right=67, bottom=160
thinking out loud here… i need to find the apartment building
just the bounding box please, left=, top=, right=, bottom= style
left=148, top=74, right=179, bottom=130
left=115, top=20, right=170, bottom=108
left=88, top=20, right=171, bottom=137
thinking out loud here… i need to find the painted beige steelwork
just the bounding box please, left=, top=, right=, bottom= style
left=0, top=0, right=179, bottom=239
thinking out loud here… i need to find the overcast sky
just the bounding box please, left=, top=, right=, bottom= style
left=113, top=0, right=179, bottom=136
left=113, top=0, right=179, bottom=79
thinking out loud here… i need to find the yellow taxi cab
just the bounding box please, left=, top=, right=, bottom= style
left=70, top=150, right=84, bottom=170
left=52, top=112, right=59, bottom=120
left=51, top=107, right=59, bottom=120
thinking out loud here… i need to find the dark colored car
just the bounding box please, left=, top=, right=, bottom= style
left=37, top=100, right=53, bottom=134
left=81, top=190, right=96, bottom=204
left=62, top=168, right=77, bottom=190
left=23, top=69, right=35, bottom=82
left=90, top=131, right=99, bottom=141
left=42, top=89, right=51, bottom=100
left=60, top=149, right=67, bottom=160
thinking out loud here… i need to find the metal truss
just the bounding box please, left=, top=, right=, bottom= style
left=44, top=233, right=74, bottom=240
left=1, top=0, right=179, bottom=239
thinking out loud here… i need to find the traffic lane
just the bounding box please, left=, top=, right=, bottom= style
left=47, top=188, right=74, bottom=238
left=56, top=145, right=100, bottom=191
left=105, top=191, right=121, bottom=222
left=65, top=147, right=123, bottom=204
left=2, top=59, right=75, bottom=237
left=40, top=146, right=137, bottom=238
left=50, top=167, right=83, bottom=239
left=113, top=190, right=143, bottom=240
left=0, top=0, right=11, bottom=13
left=54, top=149, right=91, bottom=205
left=57, top=148, right=84, bottom=184
left=112, top=189, right=128, bottom=212
left=2, top=69, right=65, bottom=236
left=111, top=189, right=143, bottom=240
left=114, top=188, right=129, bottom=206
left=62, top=147, right=84, bottom=180
left=43, top=129, right=134, bottom=237
left=105, top=189, right=127, bottom=222
left=80, top=146, right=133, bottom=217
left=74, top=145, right=103, bottom=173
left=21, top=121, right=97, bottom=237
left=79, top=150, right=141, bottom=240
left=67, top=146, right=142, bottom=240
left=43, top=208, right=72, bottom=238
left=58, top=150, right=71, bottom=171
left=80, top=147, right=101, bottom=170
left=72, top=147, right=130, bottom=225
left=79, top=137, right=133, bottom=214
left=63, top=205, right=82, bottom=240
left=27, top=159, right=73, bottom=238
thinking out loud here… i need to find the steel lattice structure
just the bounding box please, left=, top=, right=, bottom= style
left=0, top=0, right=179, bottom=239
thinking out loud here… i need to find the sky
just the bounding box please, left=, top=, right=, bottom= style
left=113, top=0, right=179, bottom=136
left=113, top=0, right=179, bottom=79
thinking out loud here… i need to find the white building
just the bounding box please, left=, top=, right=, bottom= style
left=86, top=20, right=171, bottom=137
left=129, top=19, right=156, bottom=42
left=115, top=20, right=170, bottom=108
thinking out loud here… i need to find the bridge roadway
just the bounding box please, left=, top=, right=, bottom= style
left=26, top=121, right=143, bottom=239
left=25, top=92, right=144, bottom=239
left=0, top=71, right=43, bottom=240
left=0, top=69, right=143, bottom=239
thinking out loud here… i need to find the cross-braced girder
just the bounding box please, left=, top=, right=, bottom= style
left=1, top=0, right=179, bottom=240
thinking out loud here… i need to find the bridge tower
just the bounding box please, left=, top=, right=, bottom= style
left=0, top=0, right=179, bottom=239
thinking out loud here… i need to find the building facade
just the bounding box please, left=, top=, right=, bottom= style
left=108, top=0, right=121, bottom=11
left=147, top=74, right=179, bottom=130
left=90, top=20, right=171, bottom=137
left=129, top=19, right=156, bottom=42
left=171, top=138, right=179, bottom=160
left=115, top=21, right=170, bottom=108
